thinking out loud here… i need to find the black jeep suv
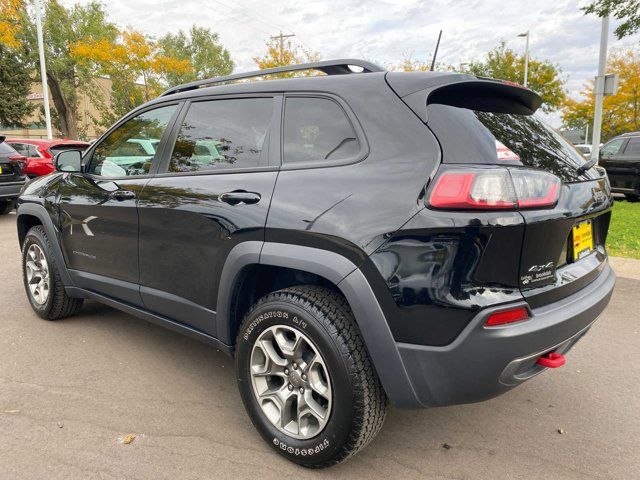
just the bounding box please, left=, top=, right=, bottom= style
left=0, top=136, right=28, bottom=214
left=17, top=60, right=615, bottom=468
left=599, top=131, right=640, bottom=201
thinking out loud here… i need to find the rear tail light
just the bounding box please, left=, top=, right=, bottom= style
left=40, top=147, right=53, bottom=159
left=428, top=167, right=560, bottom=210
left=484, top=306, right=529, bottom=327
left=8, top=155, right=27, bottom=170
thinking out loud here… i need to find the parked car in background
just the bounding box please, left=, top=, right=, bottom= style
left=16, top=60, right=616, bottom=468
left=574, top=143, right=592, bottom=158
left=5, top=138, right=90, bottom=178
left=0, top=136, right=28, bottom=214
left=599, top=131, right=640, bottom=201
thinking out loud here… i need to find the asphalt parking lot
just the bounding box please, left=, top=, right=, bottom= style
left=0, top=211, right=638, bottom=480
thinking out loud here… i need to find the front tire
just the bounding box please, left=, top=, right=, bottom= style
left=625, top=194, right=640, bottom=202
left=22, top=226, right=83, bottom=320
left=235, top=285, right=387, bottom=468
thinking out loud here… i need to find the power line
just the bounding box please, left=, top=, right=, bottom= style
left=206, top=0, right=274, bottom=36
left=210, top=0, right=316, bottom=54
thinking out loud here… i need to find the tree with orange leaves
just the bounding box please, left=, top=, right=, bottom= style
left=253, top=34, right=320, bottom=78
left=562, top=48, right=640, bottom=142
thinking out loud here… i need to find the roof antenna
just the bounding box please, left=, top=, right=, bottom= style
left=430, top=30, right=443, bottom=71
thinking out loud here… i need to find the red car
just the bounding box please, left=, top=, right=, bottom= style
left=5, top=138, right=90, bottom=177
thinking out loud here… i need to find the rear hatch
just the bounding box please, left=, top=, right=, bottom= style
left=0, top=141, right=26, bottom=182
left=49, top=143, right=90, bottom=156
left=389, top=75, right=612, bottom=308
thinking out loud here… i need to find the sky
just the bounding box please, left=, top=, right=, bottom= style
left=68, top=0, right=639, bottom=125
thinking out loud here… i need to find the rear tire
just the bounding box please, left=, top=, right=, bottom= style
left=0, top=200, right=15, bottom=215
left=235, top=285, right=387, bottom=468
left=22, top=226, right=83, bottom=320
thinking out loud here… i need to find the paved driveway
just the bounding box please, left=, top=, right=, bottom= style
left=0, top=212, right=638, bottom=479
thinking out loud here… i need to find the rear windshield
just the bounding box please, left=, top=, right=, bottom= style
left=0, top=142, right=17, bottom=155
left=50, top=144, right=89, bottom=153
left=427, top=104, right=594, bottom=182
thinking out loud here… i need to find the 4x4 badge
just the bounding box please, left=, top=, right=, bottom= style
left=591, top=187, right=606, bottom=204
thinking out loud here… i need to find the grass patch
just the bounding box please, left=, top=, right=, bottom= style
left=607, top=200, right=640, bottom=259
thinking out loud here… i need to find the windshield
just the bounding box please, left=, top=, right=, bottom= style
left=427, top=104, right=595, bottom=182
left=576, top=146, right=591, bottom=154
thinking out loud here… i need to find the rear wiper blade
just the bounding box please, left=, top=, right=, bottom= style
left=576, top=158, right=597, bottom=176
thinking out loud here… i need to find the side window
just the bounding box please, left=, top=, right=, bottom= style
left=11, top=143, right=28, bottom=155
left=600, top=138, right=625, bottom=158
left=623, top=137, right=640, bottom=155
left=283, top=97, right=359, bottom=164
left=28, top=144, right=40, bottom=156
left=88, top=104, right=177, bottom=177
left=168, top=98, right=273, bottom=173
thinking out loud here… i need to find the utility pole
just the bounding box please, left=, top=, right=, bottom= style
left=271, top=31, right=295, bottom=62
left=34, top=0, right=52, bottom=140
left=517, top=31, right=530, bottom=87
left=585, top=123, right=589, bottom=145
left=591, top=16, right=609, bottom=162
left=430, top=30, right=442, bottom=71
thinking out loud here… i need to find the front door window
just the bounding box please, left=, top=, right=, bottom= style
left=88, top=105, right=177, bottom=177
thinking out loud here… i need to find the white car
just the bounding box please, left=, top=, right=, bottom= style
left=574, top=144, right=592, bottom=158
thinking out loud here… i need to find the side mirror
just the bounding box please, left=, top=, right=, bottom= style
left=54, top=149, right=83, bottom=173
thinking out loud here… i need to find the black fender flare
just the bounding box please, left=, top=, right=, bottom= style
left=216, top=241, right=421, bottom=407
left=16, top=202, right=74, bottom=287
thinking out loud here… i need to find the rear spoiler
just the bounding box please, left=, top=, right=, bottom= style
left=386, top=72, right=543, bottom=122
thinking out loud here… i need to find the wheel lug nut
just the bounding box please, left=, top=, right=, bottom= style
left=292, top=363, right=298, bottom=369
left=288, top=384, right=294, bottom=391
left=301, top=374, right=307, bottom=381
left=284, top=368, right=289, bottom=375
left=299, top=387, right=304, bottom=394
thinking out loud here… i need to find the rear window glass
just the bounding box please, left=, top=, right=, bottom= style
left=50, top=144, right=89, bottom=153
left=0, top=142, right=17, bottom=154
left=283, top=97, right=359, bottom=164
left=624, top=137, right=640, bottom=155
left=169, top=98, right=273, bottom=172
left=427, top=104, right=593, bottom=182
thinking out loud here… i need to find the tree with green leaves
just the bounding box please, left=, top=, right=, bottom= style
left=0, top=42, right=34, bottom=128
left=16, top=0, right=119, bottom=138
left=456, top=42, right=566, bottom=112
left=158, top=26, right=234, bottom=86
left=583, top=0, right=640, bottom=39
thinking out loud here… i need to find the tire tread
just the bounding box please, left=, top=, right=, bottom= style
left=23, top=226, right=83, bottom=320
left=238, top=285, right=387, bottom=468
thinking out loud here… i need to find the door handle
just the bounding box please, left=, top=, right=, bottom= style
left=219, top=191, right=261, bottom=205
left=110, top=190, right=136, bottom=201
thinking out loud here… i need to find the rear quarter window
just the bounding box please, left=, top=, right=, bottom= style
left=283, top=97, right=360, bottom=165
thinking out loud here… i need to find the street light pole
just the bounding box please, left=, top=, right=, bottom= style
left=517, top=31, right=530, bottom=87
left=591, top=16, right=609, bottom=162
left=34, top=0, right=52, bottom=140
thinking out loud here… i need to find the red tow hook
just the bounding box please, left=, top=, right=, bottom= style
left=537, top=352, right=566, bottom=368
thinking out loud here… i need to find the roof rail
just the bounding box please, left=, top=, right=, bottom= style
left=160, top=59, right=385, bottom=97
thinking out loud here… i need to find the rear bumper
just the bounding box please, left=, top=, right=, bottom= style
left=0, top=180, right=26, bottom=200
left=396, top=262, right=616, bottom=407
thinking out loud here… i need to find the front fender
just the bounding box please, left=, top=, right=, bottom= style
left=16, top=202, right=73, bottom=287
